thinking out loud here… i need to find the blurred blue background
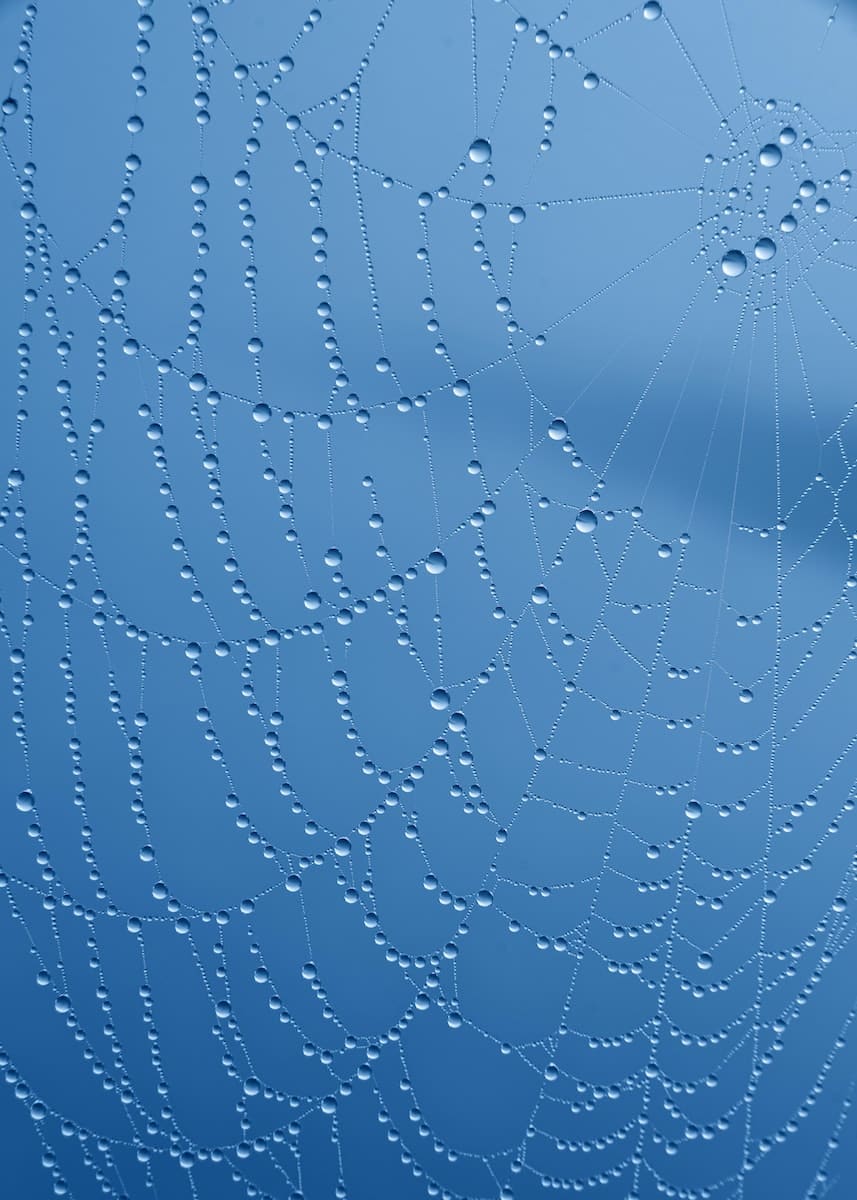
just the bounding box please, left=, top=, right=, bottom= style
left=2, top=1, right=857, bottom=1197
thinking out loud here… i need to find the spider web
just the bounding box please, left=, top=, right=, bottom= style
left=1, top=1, right=857, bottom=1198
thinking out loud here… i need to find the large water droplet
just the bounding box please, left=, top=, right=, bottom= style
left=721, top=249, right=747, bottom=278
left=575, top=509, right=597, bottom=533
left=426, top=550, right=447, bottom=575
left=759, top=143, right=782, bottom=168
left=468, top=138, right=492, bottom=164
left=754, top=237, right=776, bottom=261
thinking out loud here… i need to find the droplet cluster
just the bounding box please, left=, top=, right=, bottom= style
left=1, top=2, right=857, bottom=1199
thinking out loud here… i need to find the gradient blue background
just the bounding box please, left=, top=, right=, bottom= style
left=1, top=1, right=857, bottom=1197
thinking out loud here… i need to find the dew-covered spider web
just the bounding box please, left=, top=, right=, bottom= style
left=2, top=1, right=857, bottom=1197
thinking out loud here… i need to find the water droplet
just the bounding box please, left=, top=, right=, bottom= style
left=426, top=550, right=447, bottom=575
left=468, top=138, right=492, bottom=164
left=780, top=214, right=797, bottom=233
left=531, top=585, right=550, bottom=605
left=721, top=249, right=747, bottom=278
left=430, top=689, right=450, bottom=711
left=508, top=206, right=526, bottom=225
left=583, top=73, right=600, bottom=90
left=778, top=126, right=796, bottom=146
left=754, top=237, right=776, bottom=261
left=548, top=418, right=568, bottom=440
left=642, top=1, right=662, bottom=18
left=758, top=144, right=782, bottom=168
left=575, top=509, right=597, bottom=533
